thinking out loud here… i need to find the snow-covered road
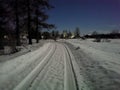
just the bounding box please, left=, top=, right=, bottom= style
left=1, top=39, right=120, bottom=90
left=0, top=42, right=79, bottom=90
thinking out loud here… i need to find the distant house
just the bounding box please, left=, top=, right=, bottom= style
left=71, top=32, right=75, bottom=39
left=63, top=32, right=67, bottom=38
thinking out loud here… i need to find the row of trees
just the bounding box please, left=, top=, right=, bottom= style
left=60, top=27, right=80, bottom=38
left=0, top=0, right=55, bottom=46
left=40, top=27, right=81, bottom=39
left=84, top=30, right=120, bottom=39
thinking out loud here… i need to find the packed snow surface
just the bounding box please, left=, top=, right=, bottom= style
left=0, top=39, right=120, bottom=90
left=0, top=41, right=79, bottom=90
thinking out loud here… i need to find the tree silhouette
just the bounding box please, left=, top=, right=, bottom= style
left=0, top=0, right=55, bottom=46
left=26, top=0, right=32, bottom=44
left=75, top=27, right=80, bottom=38
left=68, top=30, right=72, bottom=38
left=26, top=0, right=55, bottom=43
left=15, top=0, right=20, bottom=46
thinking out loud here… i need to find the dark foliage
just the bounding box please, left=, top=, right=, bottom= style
left=84, top=33, right=120, bottom=39
left=0, top=0, right=55, bottom=47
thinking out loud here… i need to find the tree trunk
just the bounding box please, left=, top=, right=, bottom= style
left=15, top=0, right=20, bottom=46
left=36, top=6, right=39, bottom=43
left=27, top=0, right=32, bottom=44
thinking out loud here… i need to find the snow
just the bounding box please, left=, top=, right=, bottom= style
left=0, top=42, right=51, bottom=90
left=28, top=43, right=78, bottom=90
left=67, top=39, right=120, bottom=74
left=14, top=43, right=56, bottom=90
left=28, top=43, right=64, bottom=90
left=63, top=44, right=77, bottom=90
left=0, top=39, right=47, bottom=62
left=64, top=44, right=90, bottom=90
left=0, top=41, right=79, bottom=90
left=66, top=39, right=120, bottom=90
left=67, top=39, right=120, bottom=54
left=0, top=39, right=120, bottom=90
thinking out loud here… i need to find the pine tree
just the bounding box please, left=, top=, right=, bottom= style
left=75, top=27, right=80, bottom=38
left=32, top=0, right=55, bottom=43
left=0, top=0, right=55, bottom=46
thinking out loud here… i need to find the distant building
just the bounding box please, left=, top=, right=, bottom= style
left=63, top=31, right=68, bottom=38
left=71, top=32, right=75, bottom=39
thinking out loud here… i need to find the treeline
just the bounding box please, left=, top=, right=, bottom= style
left=0, top=0, right=55, bottom=46
left=60, top=27, right=81, bottom=39
left=40, top=27, right=81, bottom=39
left=84, top=31, right=120, bottom=39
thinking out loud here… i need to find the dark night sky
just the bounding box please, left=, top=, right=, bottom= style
left=47, top=0, right=120, bottom=34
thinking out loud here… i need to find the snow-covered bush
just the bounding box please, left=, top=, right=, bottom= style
left=93, top=38, right=101, bottom=42
left=101, top=39, right=111, bottom=42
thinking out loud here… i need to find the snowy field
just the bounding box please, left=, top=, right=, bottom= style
left=67, top=39, right=120, bottom=74
left=66, top=39, right=120, bottom=90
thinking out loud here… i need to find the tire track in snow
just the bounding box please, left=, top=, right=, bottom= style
left=65, top=42, right=120, bottom=90
left=13, top=43, right=56, bottom=90
left=28, top=43, right=64, bottom=90
left=13, top=42, right=80, bottom=90
left=28, top=42, right=79, bottom=90
left=63, top=44, right=78, bottom=90
left=0, top=43, right=51, bottom=90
